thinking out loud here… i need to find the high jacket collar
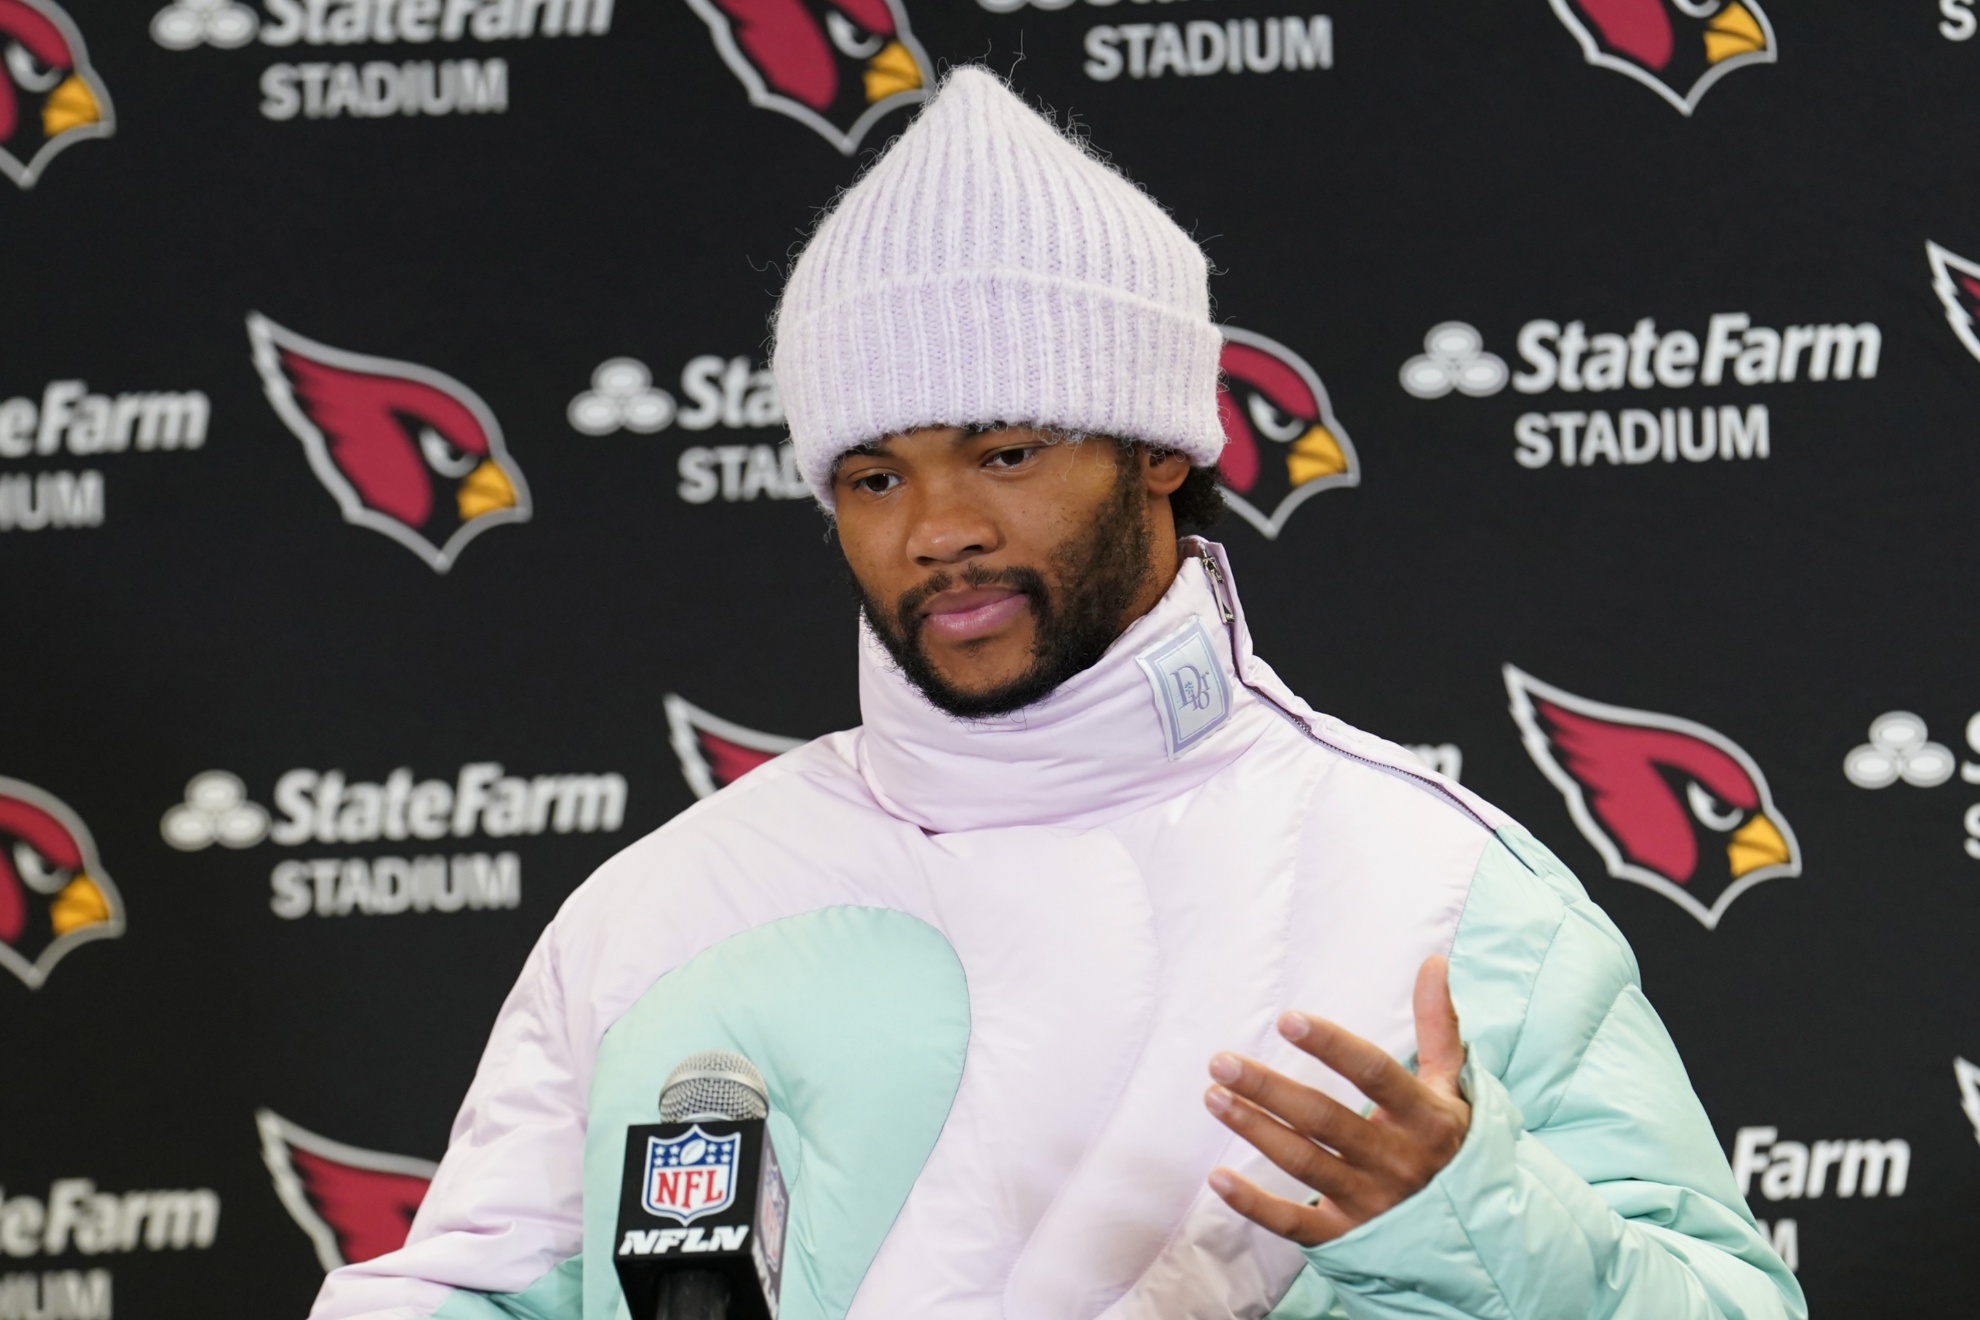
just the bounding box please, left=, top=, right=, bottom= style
left=855, top=538, right=1281, bottom=834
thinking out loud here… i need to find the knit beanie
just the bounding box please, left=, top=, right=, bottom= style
left=772, top=65, right=1226, bottom=505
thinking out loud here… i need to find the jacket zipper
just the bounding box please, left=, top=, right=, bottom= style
left=1198, top=547, right=1492, bottom=833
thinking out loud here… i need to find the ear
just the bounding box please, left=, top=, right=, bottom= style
left=1140, top=444, right=1190, bottom=498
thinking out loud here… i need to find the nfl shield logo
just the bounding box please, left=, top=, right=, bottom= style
left=641, top=1126, right=742, bottom=1224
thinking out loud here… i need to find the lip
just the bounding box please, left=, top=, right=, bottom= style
left=919, top=588, right=1030, bottom=643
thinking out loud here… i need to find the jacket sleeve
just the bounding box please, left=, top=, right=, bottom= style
left=1296, top=826, right=1806, bottom=1320
left=308, top=930, right=588, bottom=1320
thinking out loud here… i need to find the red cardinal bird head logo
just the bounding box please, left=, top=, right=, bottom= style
left=686, top=0, right=930, bottom=154
left=1506, top=667, right=1799, bottom=927
left=0, top=777, right=121, bottom=989
left=1927, top=241, right=1980, bottom=367
left=248, top=314, right=531, bottom=574
left=1550, top=0, right=1775, bottom=115
left=256, top=1109, right=436, bottom=1271
left=1215, top=327, right=1359, bottom=540
left=0, top=0, right=111, bottom=189
left=664, top=694, right=802, bottom=799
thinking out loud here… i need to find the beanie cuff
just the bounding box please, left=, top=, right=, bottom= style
left=778, top=269, right=1226, bottom=504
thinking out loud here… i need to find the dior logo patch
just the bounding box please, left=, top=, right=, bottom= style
left=1137, top=620, right=1232, bottom=758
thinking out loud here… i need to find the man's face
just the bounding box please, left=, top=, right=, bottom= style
left=834, top=426, right=1189, bottom=718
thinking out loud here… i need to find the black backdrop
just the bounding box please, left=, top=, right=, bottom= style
left=4, top=1, right=1978, bottom=1315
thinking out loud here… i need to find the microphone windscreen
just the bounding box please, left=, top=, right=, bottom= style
left=659, top=1051, right=769, bottom=1122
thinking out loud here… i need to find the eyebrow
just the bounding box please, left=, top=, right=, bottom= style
left=835, top=425, right=1024, bottom=476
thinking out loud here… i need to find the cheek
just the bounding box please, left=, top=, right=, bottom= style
left=835, top=506, right=905, bottom=599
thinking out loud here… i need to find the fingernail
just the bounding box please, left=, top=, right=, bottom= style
left=1208, top=1169, right=1236, bottom=1195
left=1209, top=1052, right=1242, bottom=1084
left=1278, top=1012, right=1308, bottom=1041
left=1204, top=1085, right=1232, bottom=1115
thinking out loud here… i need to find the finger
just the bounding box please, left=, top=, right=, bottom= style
left=1208, top=1051, right=1384, bottom=1161
left=1205, top=1085, right=1366, bottom=1200
left=1412, top=955, right=1465, bottom=1095
left=1206, top=1166, right=1356, bottom=1247
left=1278, top=1012, right=1434, bottom=1122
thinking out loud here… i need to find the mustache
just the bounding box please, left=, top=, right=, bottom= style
left=890, top=563, right=1049, bottom=639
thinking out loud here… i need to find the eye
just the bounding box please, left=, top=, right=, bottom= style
left=6, top=42, right=62, bottom=94
left=1670, top=0, right=1722, bottom=17
left=13, top=841, right=70, bottom=895
left=850, top=470, right=901, bottom=495
left=984, top=446, right=1041, bottom=470
left=1246, top=393, right=1307, bottom=443
left=419, top=427, right=480, bottom=479
left=825, top=11, right=885, bottom=58
left=1685, top=781, right=1744, bottom=832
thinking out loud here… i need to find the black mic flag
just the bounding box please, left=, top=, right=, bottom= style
left=615, top=1051, right=788, bottom=1320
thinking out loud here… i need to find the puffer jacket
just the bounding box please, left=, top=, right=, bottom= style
left=311, top=539, right=1805, bottom=1320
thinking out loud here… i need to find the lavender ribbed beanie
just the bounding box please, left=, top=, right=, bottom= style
left=772, top=65, right=1226, bottom=505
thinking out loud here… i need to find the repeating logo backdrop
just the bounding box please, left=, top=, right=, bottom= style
left=3, top=1, right=1977, bottom=1314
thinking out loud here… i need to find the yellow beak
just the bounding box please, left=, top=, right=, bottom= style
left=457, top=460, right=517, bottom=521
left=50, top=874, right=110, bottom=936
left=1727, top=813, right=1790, bottom=878
left=1286, top=425, right=1350, bottom=487
left=1704, top=3, right=1767, bottom=64
left=42, top=74, right=101, bottom=136
left=865, top=41, right=922, bottom=103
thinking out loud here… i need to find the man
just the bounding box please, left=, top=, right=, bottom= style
left=313, top=68, right=1803, bottom=1319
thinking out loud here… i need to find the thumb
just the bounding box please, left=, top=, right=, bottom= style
left=1413, top=954, right=1464, bottom=1095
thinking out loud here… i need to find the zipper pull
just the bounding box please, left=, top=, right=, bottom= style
left=1199, top=549, right=1235, bottom=623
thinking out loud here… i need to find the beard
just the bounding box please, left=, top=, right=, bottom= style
left=855, top=450, right=1155, bottom=719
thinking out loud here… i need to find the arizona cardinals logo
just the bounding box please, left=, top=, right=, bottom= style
left=1550, top=0, right=1775, bottom=115
left=1957, top=1058, right=1980, bottom=1150
left=0, top=777, right=121, bottom=989
left=1926, top=241, right=1980, bottom=368
left=664, top=694, right=801, bottom=799
left=1216, top=327, right=1359, bottom=540
left=1506, top=666, right=1799, bottom=928
left=686, top=0, right=930, bottom=154
left=256, top=1109, right=436, bottom=1271
left=0, top=0, right=111, bottom=189
left=247, top=314, right=531, bottom=573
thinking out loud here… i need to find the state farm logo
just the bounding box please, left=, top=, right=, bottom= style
left=0, top=1174, right=218, bottom=1319
left=687, top=0, right=930, bottom=154
left=249, top=314, right=530, bottom=572
left=0, top=378, right=210, bottom=534
left=0, top=778, right=121, bottom=990
left=1506, top=667, right=1799, bottom=928
left=1550, top=0, right=1774, bottom=115
left=664, top=695, right=800, bottom=799
left=256, top=1110, right=432, bottom=1271
left=150, top=0, right=616, bottom=122
left=1841, top=710, right=1980, bottom=861
left=568, top=356, right=805, bottom=504
left=1728, top=1122, right=1908, bottom=1276
left=977, top=0, right=1336, bottom=86
left=0, top=1175, right=219, bottom=1316
left=1215, top=327, right=1358, bottom=540
left=160, top=762, right=627, bottom=920
left=1080, top=14, right=1334, bottom=84
left=1401, top=312, right=1880, bottom=473
left=0, top=0, right=111, bottom=189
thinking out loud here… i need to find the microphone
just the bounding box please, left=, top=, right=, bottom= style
left=614, top=1050, right=788, bottom=1320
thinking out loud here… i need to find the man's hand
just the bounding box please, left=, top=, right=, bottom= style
left=1203, top=954, right=1470, bottom=1246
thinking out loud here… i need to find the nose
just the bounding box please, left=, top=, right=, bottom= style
left=902, top=479, right=1000, bottom=568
